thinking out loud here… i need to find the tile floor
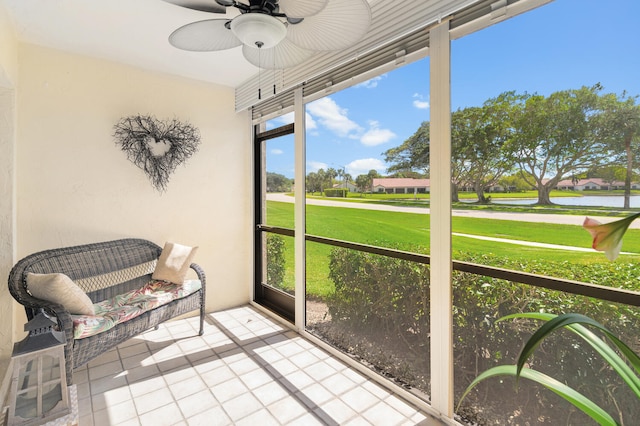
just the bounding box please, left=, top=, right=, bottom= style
left=74, top=305, right=438, bottom=426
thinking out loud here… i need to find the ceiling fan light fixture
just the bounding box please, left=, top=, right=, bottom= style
left=230, top=13, right=287, bottom=49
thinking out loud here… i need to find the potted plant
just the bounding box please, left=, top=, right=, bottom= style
left=458, top=213, right=640, bottom=425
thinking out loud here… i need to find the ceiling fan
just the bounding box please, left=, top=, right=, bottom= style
left=163, top=0, right=372, bottom=70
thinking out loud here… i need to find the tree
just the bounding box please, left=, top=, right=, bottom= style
left=326, top=167, right=338, bottom=190
left=598, top=92, right=640, bottom=208
left=385, top=103, right=514, bottom=203
left=343, top=172, right=353, bottom=188
left=591, top=165, right=627, bottom=189
left=367, top=169, right=381, bottom=185
left=307, top=168, right=340, bottom=194
left=336, top=167, right=344, bottom=187
left=355, top=174, right=370, bottom=194
left=498, top=172, right=534, bottom=192
left=334, top=168, right=352, bottom=189
left=384, top=121, right=465, bottom=198
left=387, top=171, right=425, bottom=179
left=384, top=121, right=430, bottom=174
left=452, top=93, right=518, bottom=203
left=385, top=116, right=500, bottom=203
left=507, top=85, right=610, bottom=205
left=306, top=170, right=325, bottom=194
left=266, top=172, right=292, bottom=192
left=354, top=169, right=381, bottom=194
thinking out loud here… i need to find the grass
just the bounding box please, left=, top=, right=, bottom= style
left=308, top=190, right=584, bottom=200
left=265, top=201, right=640, bottom=297
left=311, top=189, right=640, bottom=201
left=293, top=191, right=640, bottom=217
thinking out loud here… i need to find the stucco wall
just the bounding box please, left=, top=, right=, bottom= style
left=0, top=5, right=18, bottom=376
left=0, top=4, right=17, bottom=86
left=16, top=44, right=252, bottom=315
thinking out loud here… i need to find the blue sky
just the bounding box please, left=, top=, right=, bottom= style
left=266, top=0, right=640, bottom=179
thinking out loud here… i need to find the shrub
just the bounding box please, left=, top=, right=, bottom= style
left=266, top=234, right=285, bottom=288
left=324, top=247, right=640, bottom=425
left=328, top=247, right=430, bottom=335
left=324, top=188, right=348, bottom=197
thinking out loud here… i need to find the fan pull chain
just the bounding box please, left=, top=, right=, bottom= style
left=273, top=52, right=276, bottom=95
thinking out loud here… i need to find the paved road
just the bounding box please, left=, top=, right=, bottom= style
left=266, top=193, right=640, bottom=228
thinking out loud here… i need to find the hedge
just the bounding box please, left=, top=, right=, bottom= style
left=324, top=188, right=349, bottom=197
left=266, top=234, right=285, bottom=288
left=324, top=247, right=640, bottom=425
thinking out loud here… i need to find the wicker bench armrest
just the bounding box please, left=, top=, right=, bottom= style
left=26, top=297, right=75, bottom=340
left=190, top=262, right=206, bottom=286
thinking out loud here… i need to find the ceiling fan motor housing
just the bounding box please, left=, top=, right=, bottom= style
left=230, top=13, right=286, bottom=49
left=249, top=0, right=279, bottom=14
left=218, top=0, right=281, bottom=14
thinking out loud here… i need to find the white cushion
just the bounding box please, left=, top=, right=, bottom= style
left=152, top=242, right=198, bottom=285
left=26, top=272, right=95, bottom=316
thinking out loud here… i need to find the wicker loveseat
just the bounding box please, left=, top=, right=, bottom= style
left=8, top=238, right=206, bottom=384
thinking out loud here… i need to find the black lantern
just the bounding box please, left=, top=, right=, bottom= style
left=7, top=313, right=70, bottom=426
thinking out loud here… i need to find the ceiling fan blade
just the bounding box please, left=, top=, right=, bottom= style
left=161, top=0, right=227, bottom=13
left=278, top=0, right=328, bottom=18
left=286, top=0, right=371, bottom=51
left=242, top=38, right=314, bottom=69
left=169, top=19, right=242, bottom=51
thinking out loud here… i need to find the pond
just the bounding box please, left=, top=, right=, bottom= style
left=491, top=195, right=640, bottom=208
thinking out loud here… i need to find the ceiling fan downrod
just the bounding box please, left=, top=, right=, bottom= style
left=215, top=0, right=284, bottom=16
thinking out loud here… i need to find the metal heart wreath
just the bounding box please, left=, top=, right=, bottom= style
left=114, top=115, right=200, bottom=192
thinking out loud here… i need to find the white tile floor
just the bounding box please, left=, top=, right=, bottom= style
left=74, top=305, right=438, bottom=425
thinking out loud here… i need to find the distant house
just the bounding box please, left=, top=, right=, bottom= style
left=332, top=182, right=358, bottom=192
left=372, top=178, right=430, bottom=194
left=457, top=182, right=508, bottom=193
left=554, top=177, right=640, bottom=191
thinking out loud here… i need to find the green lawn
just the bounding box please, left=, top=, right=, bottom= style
left=309, top=189, right=640, bottom=201
left=265, top=201, right=640, bottom=297
left=292, top=191, right=639, bottom=217
left=307, top=190, right=584, bottom=200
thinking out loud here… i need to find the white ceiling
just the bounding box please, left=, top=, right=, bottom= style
left=1, top=0, right=528, bottom=94
left=0, top=0, right=260, bottom=88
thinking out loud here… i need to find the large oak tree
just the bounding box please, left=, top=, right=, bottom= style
left=507, top=85, right=609, bottom=205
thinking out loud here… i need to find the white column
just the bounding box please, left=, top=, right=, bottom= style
left=429, top=19, right=453, bottom=417
left=293, top=87, right=306, bottom=329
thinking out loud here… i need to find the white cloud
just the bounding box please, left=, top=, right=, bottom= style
left=271, top=149, right=283, bottom=155
left=360, top=120, right=396, bottom=147
left=305, top=113, right=318, bottom=131
left=306, top=97, right=395, bottom=147
left=307, top=97, right=362, bottom=137
left=345, top=158, right=387, bottom=177
left=307, top=161, right=328, bottom=173
left=354, top=74, right=387, bottom=89
left=412, top=93, right=430, bottom=109
left=272, top=112, right=317, bottom=130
